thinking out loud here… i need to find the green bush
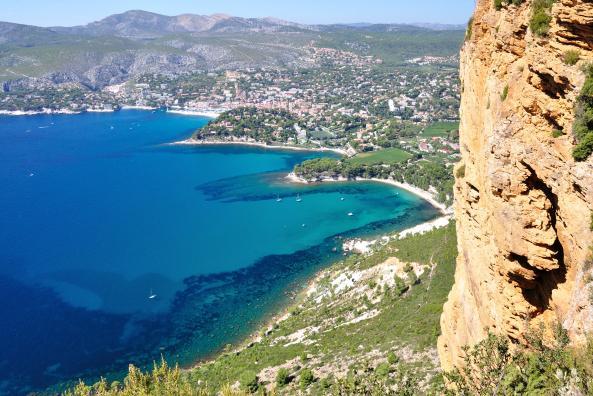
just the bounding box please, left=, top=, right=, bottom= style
left=299, top=368, right=315, bottom=389
left=375, top=362, right=391, bottom=378
left=494, top=0, right=525, bottom=10
left=466, top=16, right=474, bottom=41
left=552, top=129, right=564, bottom=138
left=573, top=66, right=593, bottom=161
left=444, top=327, right=593, bottom=395
left=65, top=359, right=212, bottom=396
left=387, top=351, right=399, bottom=365
left=564, top=49, right=581, bottom=66
left=456, top=164, right=466, bottom=178
left=573, top=133, right=593, bottom=161
left=239, top=370, right=259, bottom=393
left=530, top=0, right=555, bottom=37
left=275, top=368, right=291, bottom=387
left=501, top=85, right=509, bottom=101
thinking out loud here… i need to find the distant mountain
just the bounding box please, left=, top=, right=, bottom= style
left=411, top=23, right=466, bottom=31
left=50, top=10, right=309, bottom=38
left=0, top=11, right=464, bottom=90
left=322, top=22, right=465, bottom=32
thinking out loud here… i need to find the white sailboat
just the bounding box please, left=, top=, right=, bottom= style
left=276, top=194, right=282, bottom=202
left=148, top=289, right=157, bottom=300
left=296, top=194, right=302, bottom=202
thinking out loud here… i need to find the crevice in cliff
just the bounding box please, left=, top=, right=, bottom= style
left=543, top=112, right=563, bottom=131
left=515, top=161, right=567, bottom=314
left=556, top=18, right=593, bottom=50
left=527, top=66, right=572, bottom=99
left=573, top=182, right=587, bottom=201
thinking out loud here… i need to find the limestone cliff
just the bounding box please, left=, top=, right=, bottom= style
left=438, top=0, right=593, bottom=371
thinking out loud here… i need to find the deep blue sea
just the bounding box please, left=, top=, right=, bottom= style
left=0, top=110, right=439, bottom=394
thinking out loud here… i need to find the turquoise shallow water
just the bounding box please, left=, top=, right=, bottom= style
left=0, top=110, right=440, bottom=394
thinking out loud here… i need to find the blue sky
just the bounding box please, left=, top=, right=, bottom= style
left=2, top=0, right=475, bottom=27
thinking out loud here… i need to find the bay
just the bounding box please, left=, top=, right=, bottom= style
left=0, top=110, right=440, bottom=394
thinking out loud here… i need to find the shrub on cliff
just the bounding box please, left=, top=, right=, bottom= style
left=299, top=368, right=315, bottom=389
left=573, top=64, right=593, bottom=161
left=465, top=17, right=474, bottom=41
left=494, top=0, right=525, bottom=11
left=238, top=370, right=259, bottom=393
left=530, top=0, right=555, bottom=37
left=276, top=367, right=291, bottom=387
left=564, top=49, right=581, bottom=66
left=445, top=326, right=593, bottom=395
left=65, top=359, right=213, bottom=396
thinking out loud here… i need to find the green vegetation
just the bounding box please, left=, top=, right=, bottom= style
left=494, top=0, right=525, bottom=11
left=501, top=84, right=509, bottom=101
left=572, top=64, right=593, bottom=161
left=530, top=0, right=556, bottom=37
left=239, top=371, right=260, bottom=393
left=456, top=164, right=466, bottom=179
left=299, top=368, right=315, bottom=390
left=196, top=107, right=298, bottom=144
left=275, top=368, right=290, bottom=388
left=387, top=351, right=399, bottom=365
left=65, top=359, right=217, bottom=396
left=422, top=121, right=460, bottom=138
left=491, top=0, right=556, bottom=37
left=347, top=148, right=414, bottom=166
left=466, top=17, right=474, bottom=41
left=552, top=129, right=564, bottom=138
left=590, top=211, right=593, bottom=231
left=445, top=327, right=593, bottom=395
left=564, top=49, right=581, bottom=66
left=314, top=29, right=464, bottom=66
left=185, top=222, right=457, bottom=393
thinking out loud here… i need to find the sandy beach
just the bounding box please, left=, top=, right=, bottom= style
left=86, top=108, right=115, bottom=113
left=166, top=109, right=222, bottom=118
left=120, top=105, right=158, bottom=111
left=285, top=172, right=452, bottom=214
left=172, top=138, right=349, bottom=156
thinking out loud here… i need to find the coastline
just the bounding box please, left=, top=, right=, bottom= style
left=166, top=109, right=222, bottom=119
left=120, top=105, right=158, bottom=111
left=187, top=172, right=454, bottom=369
left=172, top=138, right=349, bottom=156
left=0, top=106, right=219, bottom=117
left=285, top=172, right=452, bottom=215
left=188, top=210, right=452, bottom=371
left=0, top=109, right=83, bottom=116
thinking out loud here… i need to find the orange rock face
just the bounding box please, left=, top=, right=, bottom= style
left=438, top=0, right=593, bottom=371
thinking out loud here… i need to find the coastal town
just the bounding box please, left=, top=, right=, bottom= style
left=1, top=45, right=461, bottom=205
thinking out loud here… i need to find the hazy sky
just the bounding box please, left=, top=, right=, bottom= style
left=2, top=0, right=475, bottom=27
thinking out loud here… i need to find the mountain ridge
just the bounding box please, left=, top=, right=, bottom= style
left=2, top=10, right=465, bottom=40
left=0, top=10, right=464, bottom=91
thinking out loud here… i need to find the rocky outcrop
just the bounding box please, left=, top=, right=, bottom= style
left=438, top=0, right=593, bottom=371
